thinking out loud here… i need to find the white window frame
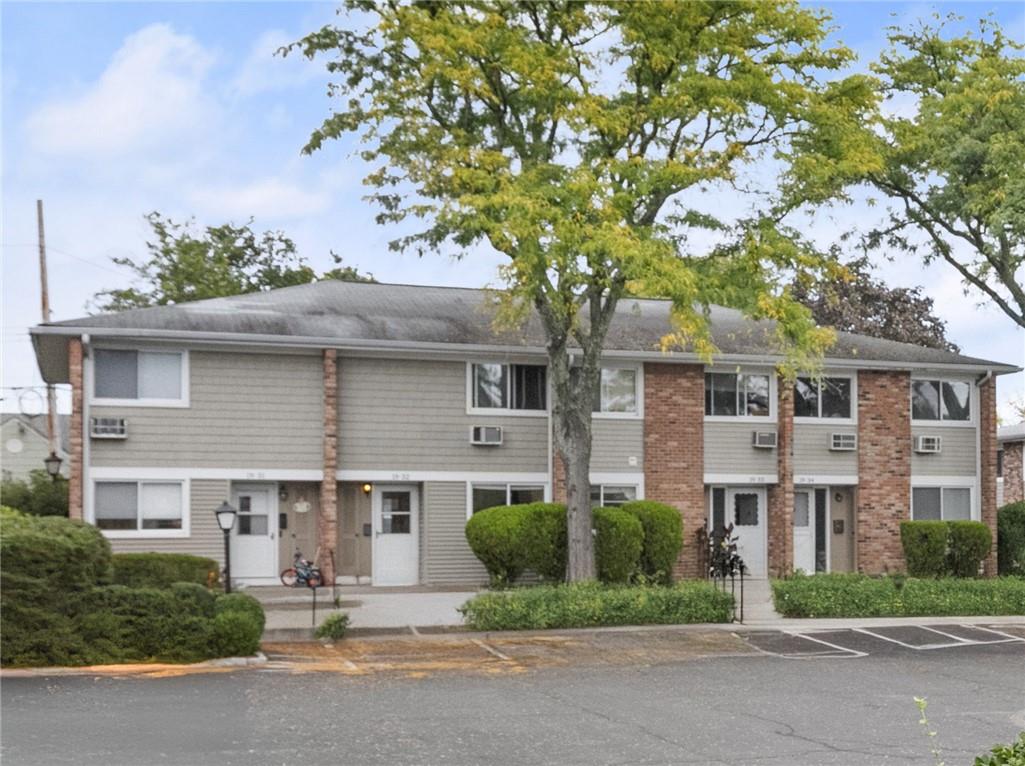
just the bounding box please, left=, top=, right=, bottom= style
left=593, top=364, right=644, bottom=420
left=590, top=484, right=639, bottom=507
left=90, top=347, right=190, bottom=408
left=910, top=375, right=975, bottom=428
left=792, top=373, right=857, bottom=425
left=910, top=477, right=978, bottom=522
left=465, top=362, right=549, bottom=417
left=88, top=478, right=190, bottom=539
left=704, top=368, right=776, bottom=423
left=466, top=481, right=550, bottom=519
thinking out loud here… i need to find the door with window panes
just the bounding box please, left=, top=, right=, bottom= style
left=231, top=485, right=277, bottom=580
left=372, top=485, right=419, bottom=586
left=710, top=487, right=767, bottom=577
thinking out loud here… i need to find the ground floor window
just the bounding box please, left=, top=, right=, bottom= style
left=590, top=485, right=638, bottom=507
left=94, top=480, right=184, bottom=531
left=912, top=486, right=972, bottom=521
left=470, top=483, right=545, bottom=514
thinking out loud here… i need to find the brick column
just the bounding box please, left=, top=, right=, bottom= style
left=643, top=363, right=705, bottom=579
left=980, top=375, right=999, bottom=576
left=552, top=425, right=567, bottom=503
left=319, top=349, right=338, bottom=582
left=767, top=384, right=794, bottom=578
left=857, top=370, right=911, bottom=574
left=1004, top=442, right=1024, bottom=505
left=68, top=338, right=84, bottom=520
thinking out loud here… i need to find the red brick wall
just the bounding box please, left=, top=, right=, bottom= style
left=319, top=349, right=338, bottom=582
left=1004, top=441, right=1024, bottom=506
left=643, top=363, right=705, bottom=578
left=68, top=338, right=84, bottom=520
left=856, top=370, right=911, bottom=574
left=552, top=429, right=566, bottom=504
left=767, top=385, right=794, bottom=577
left=980, top=376, right=998, bottom=576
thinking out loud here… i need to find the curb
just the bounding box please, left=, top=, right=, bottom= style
left=0, top=652, right=268, bottom=678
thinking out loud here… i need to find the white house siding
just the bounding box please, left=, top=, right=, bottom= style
left=90, top=351, right=323, bottom=470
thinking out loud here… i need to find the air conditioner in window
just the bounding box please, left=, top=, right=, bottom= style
left=470, top=425, right=503, bottom=446
left=914, top=435, right=942, bottom=454
left=752, top=431, right=778, bottom=449
left=830, top=433, right=857, bottom=451
left=90, top=417, right=127, bottom=439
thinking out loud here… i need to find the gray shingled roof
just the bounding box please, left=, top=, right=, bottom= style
left=31, top=280, right=1016, bottom=377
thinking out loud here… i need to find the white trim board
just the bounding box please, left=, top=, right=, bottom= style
left=338, top=469, right=550, bottom=483
left=90, top=467, right=323, bottom=481
left=795, top=475, right=859, bottom=486
left=704, top=473, right=778, bottom=485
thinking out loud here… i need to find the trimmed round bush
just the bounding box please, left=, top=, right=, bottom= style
left=170, top=582, right=217, bottom=617
left=997, top=501, right=1025, bottom=577
left=112, top=553, right=220, bottom=589
left=215, top=592, right=266, bottom=635
left=211, top=610, right=262, bottom=657
left=620, top=501, right=683, bottom=584
left=465, top=504, right=532, bottom=585
left=593, top=507, right=643, bottom=584
left=522, top=503, right=567, bottom=581
left=946, top=520, right=992, bottom=578
left=900, top=520, right=948, bottom=577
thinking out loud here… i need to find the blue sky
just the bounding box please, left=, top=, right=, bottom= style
left=2, top=1, right=1023, bottom=419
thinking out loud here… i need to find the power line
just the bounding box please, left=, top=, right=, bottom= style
left=2, top=242, right=128, bottom=277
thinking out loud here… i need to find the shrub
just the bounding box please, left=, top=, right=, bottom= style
left=620, top=501, right=683, bottom=584
left=459, top=581, right=733, bottom=631
left=112, top=552, right=220, bottom=589
left=592, top=507, right=644, bottom=584
left=522, top=503, right=567, bottom=581
left=772, top=573, right=1025, bottom=618
left=946, top=521, right=992, bottom=578
left=974, top=732, right=1025, bottom=766
left=900, top=521, right=949, bottom=577
left=169, top=582, right=217, bottom=617
left=315, top=612, right=351, bottom=640
left=465, top=504, right=532, bottom=586
left=211, top=610, right=262, bottom=657
left=0, top=470, right=69, bottom=517
left=997, top=501, right=1025, bottom=576
left=215, top=592, right=266, bottom=635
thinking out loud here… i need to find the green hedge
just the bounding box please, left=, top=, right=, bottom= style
left=459, top=581, right=734, bottom=631
left=620, top=501, right=683, bottom=584
left=592, top=507, right=643, bottom=584
left=1, top=470, right=69, bottom=517
left=947, top=521, right=992, bottom=578
left=112, top=552, right=220, bottom=589
left=899, top=520, right=992, bottom=578
left=997, top=502, right=1025, bottom=576
left=772, top=573, right=1025, bottom=618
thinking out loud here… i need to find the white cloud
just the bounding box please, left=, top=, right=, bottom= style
left=25, top=23, right=216, bottom=156
left=231, top=29, right=322, bottom=96
left=187, top=176, right=330, bottom=220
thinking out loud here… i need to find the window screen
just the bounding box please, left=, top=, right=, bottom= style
left=94, top=350, right=138, bottom=399
left=912, top=487, right=942, bottom=521
left=794, top=493, right=810, bottom=527
left=95, top=482, right=138, bottom=530
left=942, top=488, right=971, bottom=520
left=138, top=352, right=182, bottom=400
left=140, top=483, right=182, bottom=530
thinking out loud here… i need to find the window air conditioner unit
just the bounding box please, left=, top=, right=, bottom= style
left=470, top=425, right=503, bottom=446
left=914, top=435, right=942, bottom=454
left=830, top=433, right=857, bottom=452
left=752, top=431, right=778, bottom=449
left=90, top=417, right=127, bottom=439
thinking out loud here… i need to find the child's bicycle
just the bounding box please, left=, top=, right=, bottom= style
left=280, top=550, right=323, bottom=588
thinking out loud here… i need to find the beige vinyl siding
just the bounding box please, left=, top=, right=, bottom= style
left=421, top=481, right=487, bottom=586
left=90, top=351, right=323, bottom=469
left=106, top=479, right=228, bottom=562
left=591, top=419, right=643, bottom=472
left=793, top=423, right=858, bottom=476
left=338, top=357, right=548, bottom=472
left=704, top=421, right=778, bottom=476
left=911, top=425, right=977, bottom=475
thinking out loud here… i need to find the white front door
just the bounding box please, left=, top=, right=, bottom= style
left=727, top=488, right=767, bottom=578
left=231, top=485, right=277, bottom=581
left=793, top=490, right=814, bottom=574
left=372, top=485, right=419, bottom=586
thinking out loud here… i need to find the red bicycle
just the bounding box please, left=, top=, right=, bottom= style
left=280, top=550, right=323, bottom=588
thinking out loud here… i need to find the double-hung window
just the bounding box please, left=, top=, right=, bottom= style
left=471, top=363, right=546, bottom=411
left=93, top=349, right=187, bottom=405
left=793, top=376, right=852, bottom=419
left=94, top=480, right=185, bottom=533
left=911, top=379, right=971, bottom=422
left=705, top=372, right=771, bottom=417
left=911, top=486, right=972, bottom=521
left=469, top=483, right=545, bottom=515
left=589, top=485, right=638, bottom=507
left=594, top=368, right=639, bottom=415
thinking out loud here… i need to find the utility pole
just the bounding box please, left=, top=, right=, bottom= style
left=37, top=200, right=59, bottom=468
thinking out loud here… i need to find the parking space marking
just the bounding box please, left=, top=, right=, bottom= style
left=963, top=625, right=1025, bottom=642
left=853, top=627, right=961, bottom=650
left=852, top=626, right=1025, bottom=651
left=784, top=631, right=867, bottom=659
left=471, top=639, right=512, bottom=662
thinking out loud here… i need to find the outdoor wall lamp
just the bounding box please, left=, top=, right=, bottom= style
left=361, top=483, right=373, bottom=495
left=278, top=486, right=289, bottom=502
left=214, top=501, right=238, bottom=594
left=43, top=452, right=62, bottom=481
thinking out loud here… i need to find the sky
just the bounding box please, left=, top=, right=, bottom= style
left=2, top=1, right=1023, bottom=421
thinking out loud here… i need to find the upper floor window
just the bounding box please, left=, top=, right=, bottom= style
left=594, top=367, right=638, bottom=415
left=705, top=372, right=770, bottom=417
left=911, top=379, right=970, bottom=422
left=93, top=349, right=186, bottom=405
left=794, top=376, right=852, bottom=419
left=471, top=363, right=546, bottom=411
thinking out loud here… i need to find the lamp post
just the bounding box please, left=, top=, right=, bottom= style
left=214, top=501, right=238, bottom=594
left=43, top=452, right=62, bottom=482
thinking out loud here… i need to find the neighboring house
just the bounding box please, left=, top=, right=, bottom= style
left=998, top=423, right=1025, bottom=508
left=29, top=281, right=1017, bottom=585
left=1, top=413, right=70, bottom=481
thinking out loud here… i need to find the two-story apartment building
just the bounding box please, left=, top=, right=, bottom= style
left=30, top=281, right=1016, bottom=585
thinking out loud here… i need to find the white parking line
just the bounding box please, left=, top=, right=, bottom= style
left=471, top=639, right=512, bottom=661
left=785, top=631, right=867, bottom=658
left=962, top=625, right=1025, bottom=642
left=853, top=627, right=962, bottom=650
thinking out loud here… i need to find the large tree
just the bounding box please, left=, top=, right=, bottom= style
left=289, top=1, right=874, bottom=580
left=861, top=18, right=1025, bottom=328
left=93, top=212, right=373, bottom=312
left=792, top=254, right=958, bottom=351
